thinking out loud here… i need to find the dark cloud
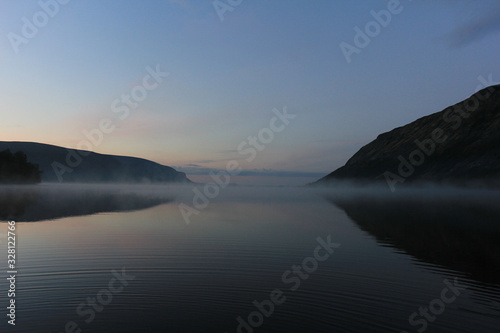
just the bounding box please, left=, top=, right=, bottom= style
left=449, top=4, right=500, bottom=47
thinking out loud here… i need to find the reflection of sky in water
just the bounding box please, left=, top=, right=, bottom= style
left=0, top=185, right=499, bottom=332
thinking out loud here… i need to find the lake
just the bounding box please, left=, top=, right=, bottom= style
left=0, top=183, right=499, bottom=332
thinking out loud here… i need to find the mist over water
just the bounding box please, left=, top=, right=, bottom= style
left=0, top=184, right=499, bottom=332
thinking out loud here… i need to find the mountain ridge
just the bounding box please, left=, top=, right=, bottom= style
left=313, top=85, right=500, bottom=188
left=0, top=141, right=191, bottom=184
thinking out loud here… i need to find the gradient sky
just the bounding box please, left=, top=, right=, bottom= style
left=1, top=0, right=499, bottom=183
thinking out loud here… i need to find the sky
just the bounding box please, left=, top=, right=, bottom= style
left=1, top=0, right=499, bottom=185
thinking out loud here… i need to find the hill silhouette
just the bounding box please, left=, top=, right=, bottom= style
left=314, top=85, right=500, bottom=188
left=0, top=142, right=191, bottom=184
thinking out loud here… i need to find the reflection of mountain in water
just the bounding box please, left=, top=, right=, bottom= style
left=327, top=192, right=500, bottom=285
left=0, top=186, right=172, bottom=222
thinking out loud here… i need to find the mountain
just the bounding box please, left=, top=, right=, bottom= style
left=0, top=142, right=191, bottom=184
left=314, top=85, right=500, bottom=189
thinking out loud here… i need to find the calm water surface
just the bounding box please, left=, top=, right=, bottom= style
left=0, top=184, right=499, bottom=332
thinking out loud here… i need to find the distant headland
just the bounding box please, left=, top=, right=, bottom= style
left=0, top=142, right=191, bottom=184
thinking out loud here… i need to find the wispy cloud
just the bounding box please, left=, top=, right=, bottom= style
left=448, top=3, right=500, bottom=47
left=191, top=159, right=217, bottom=164
left=175, top=165, right=325, bottom=178
left=217, top=149, right=239, bottom=154
left=237, top=169, right=326, bottom=178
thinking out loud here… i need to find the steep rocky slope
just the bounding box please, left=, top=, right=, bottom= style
left=314, top=85, right=500, bottom=188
